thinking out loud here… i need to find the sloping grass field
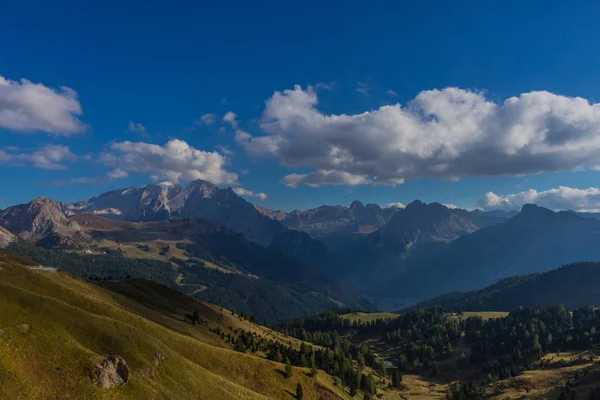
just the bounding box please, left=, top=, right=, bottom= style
left=0, top=250, right=348, bottom=400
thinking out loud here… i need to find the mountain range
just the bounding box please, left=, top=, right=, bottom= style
left=257, top=200, right=398, bottom=238
left=374, top=204, right=600, bottom=304
left=2, top=179, right=600, bottom=316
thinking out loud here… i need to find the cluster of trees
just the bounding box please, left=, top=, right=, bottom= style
left=277, top=304, right=600, bottom=393
left=279, top=308, right=459, bottom=374
left=213, top=325, right=378, bottom=395
left=464, top=305, right=600, bottom=378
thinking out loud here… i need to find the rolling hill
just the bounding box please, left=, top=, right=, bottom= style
left=0, top=249, right=349, bottom=399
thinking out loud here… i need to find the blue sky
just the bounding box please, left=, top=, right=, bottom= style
left=2, top=0, right=600, bottom=212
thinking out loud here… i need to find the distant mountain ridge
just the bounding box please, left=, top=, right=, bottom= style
left=374, top=204, right=600, bottom=302
left=257, top=200, right=398, bottom=238
left=414, top=261, right=600, bottom=312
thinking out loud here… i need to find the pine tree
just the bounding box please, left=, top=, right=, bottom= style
left=349, top=384, right=357, bottom=397
left=310, top=364, right=318, bottom=377
left=296, top=383, right=304, bottom=400
left=285, top=358, right=293, bottom=379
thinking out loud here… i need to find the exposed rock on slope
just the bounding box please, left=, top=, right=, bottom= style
left=0, top=197, right=87, bottom=246
left=0, top=226, right=15, bottom=248
left=91, top=355, right=130, bottom=389
left=68, top=180, right=286, bottom=247
left=370, top=200, right=478, bottom=253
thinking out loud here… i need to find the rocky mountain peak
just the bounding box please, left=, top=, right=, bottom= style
left=349, top=200, right=365, bottom=210
left=186, top=179, right=218, bottom=198
left=514, top=204, right=558, bottom=222
left=0, top=196, right=83, bottom=243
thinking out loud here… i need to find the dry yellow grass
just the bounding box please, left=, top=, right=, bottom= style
left=0, top=254, right=349, bottom=400
left=448, top=311, right=509, bottom=321
left=341, top=312, right=399, bottom=323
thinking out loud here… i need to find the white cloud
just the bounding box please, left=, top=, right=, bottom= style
left=232, top=187, right=268, bottom=200
left=283, top=170, right=371, bottom=188
left=0, top=145, right=77, bottom=170
left=0, top=74, right=86, bottom=135
left=127, top=121, right=148, bottom=137
left=315, top=82, right=335, bottom=91
left=102, top=139, right=238, bottom=184
left=237, top=85, right=600, bottom=187
left=198, top=113, right=216, bottom=126
left=385, top=202, right=405, bottom=209
left=107, top=168, right=129, bottom=179
left=386, top=89, right=398, bottom=97
left=223, top=111, right=238, bottom=128
left=216, top=145, right=233, bottom=156
left=443, top=203, right=459, bottom=209
left=478, top=186, right=600, bottom=212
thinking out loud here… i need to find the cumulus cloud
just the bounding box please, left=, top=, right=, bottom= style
left=443, top=203, right=459, bottom=209
left=0, top=145, right=77, bottom=170
left=478, top=186, right=600, bottom=212
left=232, top=187, right=268, bottom=200
left=385, top=202, right=405, bottom=209
left=197, top=113, right=216, bottom=126
left=283, top=170, right=371, bottom=188
left=0, top=74, right=86, bottom=135
left=237, top=85, right=600, bottom=187
left=102, top=139, right=238, bottom=184
left=127, top=121, right=148, bottom=137
left=223, top=111, right=238, bottom=128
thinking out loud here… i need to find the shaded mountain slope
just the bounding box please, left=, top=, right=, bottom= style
left=375, top=204, right=600, bottom=302
left=413, top=261, right=600, bottom=312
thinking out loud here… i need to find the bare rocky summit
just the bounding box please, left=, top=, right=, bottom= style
left=68, top=180, right=285, bottom=247
left=0, top=197, right=88, bottom=247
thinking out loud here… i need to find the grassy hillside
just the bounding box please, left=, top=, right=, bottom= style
left=340, top=312, right=399, bottom=323
left=0, top=249, right=349, bottom=400
left=6, top=234, right=366, bottom=323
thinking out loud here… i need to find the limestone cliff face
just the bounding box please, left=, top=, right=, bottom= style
left=0, top=197, right=86, bottom=245
left=0, top=226, right=14, bottom=248
left=68, top=180, right=286, bottom=247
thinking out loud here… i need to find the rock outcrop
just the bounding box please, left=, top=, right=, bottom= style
left=91, top=355, right=130, bottom=389
left=0, top=226, right=15, bottom=248
left=0, top=197, right=88, bottom=246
